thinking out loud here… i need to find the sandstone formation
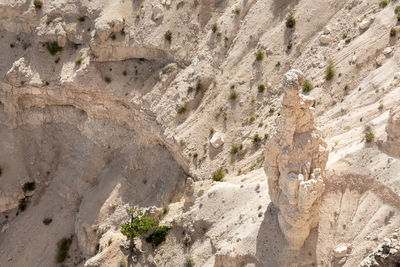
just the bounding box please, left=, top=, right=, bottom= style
left=264, top=69, right=329, bottom=250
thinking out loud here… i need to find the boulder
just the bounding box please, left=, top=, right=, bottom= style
left=210, top=132, right=224, bottom=149
left=6, top=58, right=33, bottom=87
left=359, top=18, right=371, bottom=30
left=334, top=245, right=348, bottom=258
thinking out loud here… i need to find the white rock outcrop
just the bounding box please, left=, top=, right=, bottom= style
left=264, top=69, right=329, bottom=250
left=380, top=106, right=400, bottom=157
left=210, top=132, right=224, bottom=149
left=6, top=57, right=33, bottom=87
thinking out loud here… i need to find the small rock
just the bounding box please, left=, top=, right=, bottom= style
left=334, top=245, right=348, bottom=258
left=394, top=72, right=400, bottom=79
left=319, top=35, right=331, bottom=45
left=210, top=132, right=224, bottom=149
left=152, top=6, right=164, bottom=21
left=359, top=18, right=371, bottom=30
left=376, top=54, right=386, bottom=66
left=323, top=26, right=330, bottom=34
left=383, top=47, right=394, bottom=55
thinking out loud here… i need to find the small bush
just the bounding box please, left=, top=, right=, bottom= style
left=286, top=12, right=296, bottom=28
left=165, top=30, right=172, bottom=43
left=145, top=226, right=170, bottom=247
left=229, top=91, right=238, bottom=100
left=390, top=28, right=397, bottom=37
left=56, top=237, right=72, bottom=263
left=178, top=103, right=189, bottom=114
left=230, top=144, right=243, bottom=154
left=18, top=198, right=28, bottom=211
left=185, top=256, right=195, bottom=267
left=75, top=56, right=83, bottom=65
left=104, top=76, right=111, bottom=83
left=23, top=181, right=36, bottom=193
left=46, top=42, right=62, bottom=55
left=212, top=24, right=218, bottom=33
left=249, top=115, right=255, bottom=122
left=77, top=15, right=85, bottom=22
left=258, top=84, right=265, bottom=93
left=255, top=50, right=264, bottom=61
left=302, top=79, right=313, bottom=92
left=252, top=134, right=261, bottom=144
left=34, top=0, right=42, bottom=9
left=365, top=132, right=375, bottom=143
left=193, top=152, right=198, bottom=158
left=269, top=107, right=275, bottom=114
left=379, top=0, right=390, bottom=8
left=234, top=8, right=241, bottom=15
left=325, top=60, right=335, bottom=81
left=395, top=6, right=400, bottom=14
left=43, top=218, right=53, bottom=225
left=212, top=168, right=225, bottom=181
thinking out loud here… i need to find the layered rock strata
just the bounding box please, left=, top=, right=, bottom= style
left=264, top=69, right=329, bottom=250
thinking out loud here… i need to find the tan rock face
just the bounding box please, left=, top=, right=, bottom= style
left=264, top=69, right=329, bottom=250
left=381, top=106, right=400, bottom=157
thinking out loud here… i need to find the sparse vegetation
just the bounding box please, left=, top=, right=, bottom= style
left=18, top=197, right=28, bottom=211
left=185, top=256, right=195, bottom=267
left=23, top=181, right=36, bottom=193
left=252, top=134, right=261, bottom=144
left=249, top=115, right=255, bottom=122
left=286, top=12, right=296, bottom=28
left=46, top=42, right=62, bottom=55
left=229, top=91, right=238, bottom=100
left=325, top=60, right=335, bottom=81
left=395, top=6, right=400, bottom=14
left=379, top=103, right=384, bottom=110
left=104, top=76, right=112, bottom=83
left=178, top=103, right=189, bottom=114
left=230, top=144, right=243, bottom=154
left=258, top=84, right=265, bottom=93
left=33, top=0, right=42, bottom=9
left=212, top=168, right=225, bottom=181
left=255, top=50, right=264, bottom=61
left=145, top=226, right=170, bottom=247
left=258, top=212, right=263, bottom=218
left=269, top=107, right=275, bottom=114
left=302, top=79, right=313, bottom=92
left=379, top=0, right=390, bottom=8
left=56, top=236, right=72, bottom=263
left=234, top=8, right=241, bottom=15
left=212, top=24, right=218, bottom=33
left=77, top=15, right=85, bottom=22
left=165, top=30, right=172, bottom=43
left=43, top=218, right=52, bottom=225
left=365, top=132, right=375, bottom=143
left=75, top=56, right=83, bottom=65
left=390, top=27, right=397, bottom=37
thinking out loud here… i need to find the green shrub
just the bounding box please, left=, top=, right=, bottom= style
left=258, top=84, right=265, bottom=93
left=212, top=24, right=218, bottom=33
left=365, top=132, right=375, bottom=143
left=165, top=30, right=172, bottom=43
left=302, top=79, right=313, bottom=92
left=325, top=60, right=335, bottom=81
left=121, top=216, right=156, bottom=239
left=77, top=15, right=85, bottom=22
left=178, top=103, right=189, bottom=114
left=56, top=237, right=72, bottom=263
left=43, top=218, right=53, bottom=225
left=249, top=115, right=255, bottom=122
left=379, top=0, right=390, bottom=8
left=185, top=256, right=195, bottom=267
left=34, top=0, right=42, bottom=9
left=23, top=181, right=36, bottom=193
left=255, top=50, right=264, bottom=61
left=212, top=168, right=225, bottom=181
left=230, top=144, right=243, bottom=154
left=234, top=8, right=241, bottom=15
left=46, top=42, right=62, bottom=55
left=75, top=56, right=83, bottom=65
left=193, top=152, right=198, bottom=158
left=390, top=28, right=397, bottom=37
left=252, top=134, right=261, bottom=144
left=145, top=226, right=170, bottom=247
left=229, top=91, right=238, bottom=100
left=395, top=6, right=400, bottom=13
left=104, top=76, right=111, bottom=83
left=269, top=107, right=275, bottom=114
left=286, top=13, right=296, bottom=28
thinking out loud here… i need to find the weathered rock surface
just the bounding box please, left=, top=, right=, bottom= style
left=210, top=131, right=224, bottom=149
left=264, top=69, right=329, bottom=250
left=6, top=57, right=33, bottom=87
left=380, top=106, right=400, bottom=157
left=360, top=230, right=400, bottom=267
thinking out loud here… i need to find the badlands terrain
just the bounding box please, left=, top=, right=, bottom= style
left=1, top=0, right=400, bottom=266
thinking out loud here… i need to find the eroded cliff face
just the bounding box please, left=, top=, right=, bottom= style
left=264, top=70, right=328, bottom=250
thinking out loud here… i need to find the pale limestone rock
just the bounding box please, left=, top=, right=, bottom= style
left=152, top=5, right=164, bottom=21
left=36, top=17, right=67, bottom=47
left=383, top=46, right=394, bottom=55
left=323, top=26, right=330, bottom=34
left=359, top=18, right=371, bottom=30
left=93, top=16, right=124, bottom=44
left=376, top=54, right=386, bottom=66
left=184, top=177, right=195, bottom=209
left=334, top=245, right=348, bottom=258
left=6, top=57, right=33, bottom=87
left=380, top=106, right=400, bottom=157
left=319, top=35, right=330, bottom=45
left=210, top=132, right=224, bottom=149
left=264, top=69, right=328, bottom=250
left=394, top=72, right=400, bottom=79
